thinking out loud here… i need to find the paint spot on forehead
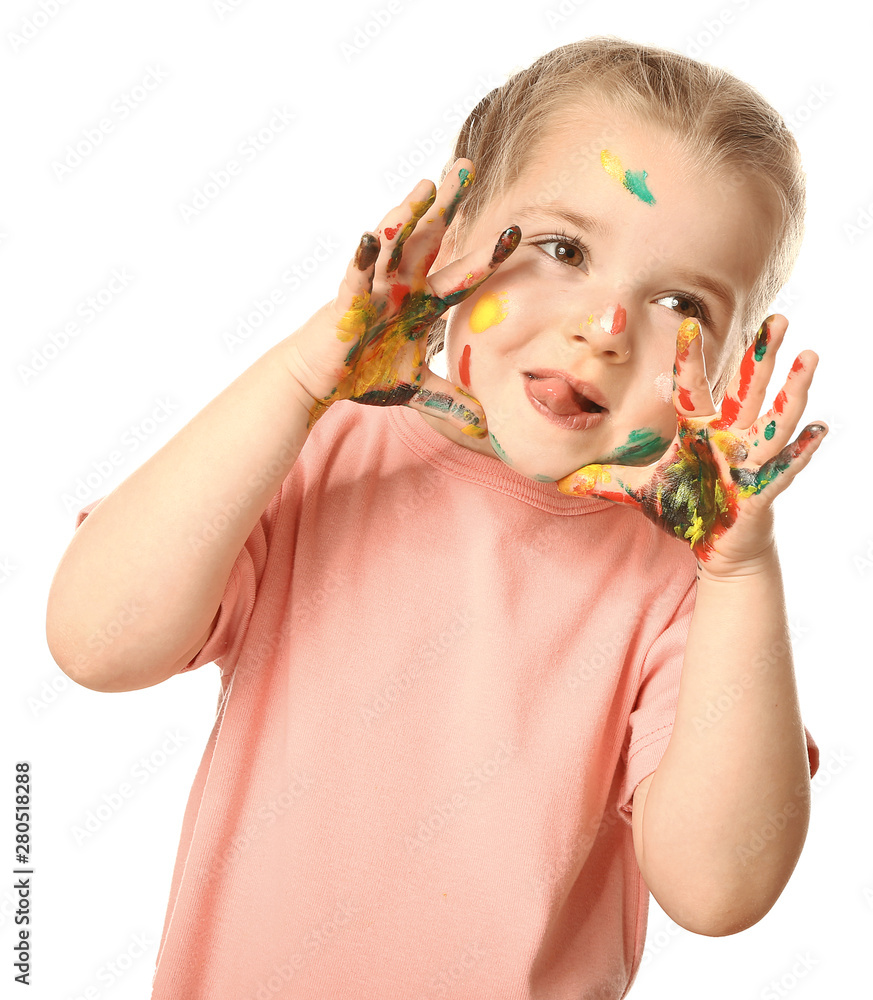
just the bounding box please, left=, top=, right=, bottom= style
left=600, top=149, right=656, bottom=205
left=469, top=291, right=509, bottom=334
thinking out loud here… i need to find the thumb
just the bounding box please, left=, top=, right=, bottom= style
left=406, top=367, right=489, bottom=440
left=556, top=462, right=643, bottom=505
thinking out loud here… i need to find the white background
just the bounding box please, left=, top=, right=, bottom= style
left=3, top=0, right=870, bottom=997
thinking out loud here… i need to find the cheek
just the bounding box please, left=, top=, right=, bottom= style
left=468, top=289, right=510, bottom=333
left=450, top=288, right=514, bottom=389
left=458, top=344, right=472, bottom=388
left=653, top=372, right=673, bottom=403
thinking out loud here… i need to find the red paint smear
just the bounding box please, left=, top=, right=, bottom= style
left=737, top=344, right=756, bottom=401
left=459, top=344, right=471, bottom=388
left=790, top=356, right=805, bottom=374
left=712, top=394, right=739, bottom=429
left=422, top=248, right=440, bottom=273
left=384, top=224, right=401, bottom=240
left=773, top=389, right=788, bottom=415
left=389, top=283, right=410, bottom=311
left=678, top=385, right=695, bottom=411
left=610, top=304, right=627, bottom=336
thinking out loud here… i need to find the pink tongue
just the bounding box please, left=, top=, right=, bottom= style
left=528, top=377, right=584, bottom=415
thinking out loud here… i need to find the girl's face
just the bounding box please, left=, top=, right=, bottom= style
left=423, top=115, right=779, bottom=482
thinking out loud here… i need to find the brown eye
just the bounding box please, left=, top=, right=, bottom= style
left=537, top=238, right=588, bottom=268
left=658, top=294, right=702, bottom=318
left=555, top=241, right=582, bottom=264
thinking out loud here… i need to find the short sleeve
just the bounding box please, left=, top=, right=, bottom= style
left=617, top=580, right=696, bottom=819
left=615, top=576, right=822, bottom=817
left=73, top=489, right=281, bottom=676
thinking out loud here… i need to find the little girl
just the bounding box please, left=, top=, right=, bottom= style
left=48, top=37, right=825, bottom=999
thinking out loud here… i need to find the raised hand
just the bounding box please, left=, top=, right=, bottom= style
left=285, top=160, right=520, bottom=440
left=555, top=315, right=827, bottom=566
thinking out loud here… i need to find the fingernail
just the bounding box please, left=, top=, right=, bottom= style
left=753, top=319, right=771, bottom=360
left=676, top=318, right=700, bottom=356
left=354, top=233, right=379, bottom=271
left=491, top=226, right=521, bottom=266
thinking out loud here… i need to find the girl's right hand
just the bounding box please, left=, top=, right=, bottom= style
left=281, top=159, right=521, bottom=439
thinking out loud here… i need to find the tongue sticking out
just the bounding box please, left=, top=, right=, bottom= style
left=528, top=377, right=595, bottom=415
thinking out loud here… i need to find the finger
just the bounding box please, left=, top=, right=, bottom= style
left=369, top=178, right=437, bottom=292
left=720, top=314, right=787, bottom=429
left=555, top=462, right=646, bottom=504
left=319, top=232, right=385, bottom=355
left=333, top=231, right=380, bottom=312
left=429, top=226, right=522, bottom=307
left=436, top=159, right=476, bottom=228
left=385, top=181, right=437, bottom=275
left=733, top=421, right=828, bottom=502
left=672, top=319, right=715, bottom=418
left=748, top=351, right=819, bottom=455
left=405, top=368, right=490, bottom=439
left=398, top=159, right=477, bottom=281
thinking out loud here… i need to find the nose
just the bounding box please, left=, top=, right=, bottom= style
left=566, top=302, right=632, bottom=362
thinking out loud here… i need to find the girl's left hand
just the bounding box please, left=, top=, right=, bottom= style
left=555, top=314, right=827, bottom=573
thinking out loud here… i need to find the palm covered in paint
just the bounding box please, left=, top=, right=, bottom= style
left=556, top=315, right=827, bottom=564
left=293, top=160, right=519, bottom=440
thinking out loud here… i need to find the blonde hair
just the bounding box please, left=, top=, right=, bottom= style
left=426, top=36, right=805, bottom=400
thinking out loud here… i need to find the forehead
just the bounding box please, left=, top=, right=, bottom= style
left=488, top=114, right=780, bottom=310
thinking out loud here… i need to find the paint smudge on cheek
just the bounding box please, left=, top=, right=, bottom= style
left=489, top=432, right=511, bottom=465
left=600, top=150, right=656, bottom=205
left=598, top=428, right=672, bottom=466
left=469, top=291, right=509, bottom=333
left=459, top=344, right=472, bottom=388
left=654, top=373, right=673, bottom=403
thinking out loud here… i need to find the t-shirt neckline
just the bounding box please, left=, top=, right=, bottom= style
left=388, top=406, right=615, bottom=515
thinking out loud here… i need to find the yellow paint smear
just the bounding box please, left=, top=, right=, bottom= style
left=676, top=317, right=700, bottom=353
left=336, top=292, right=378, bottom=342
left=469, top=291, right=509, bottom=333
left=558, top=464, right=610, bottom=495
left=600, top=149, right=625, bottom=183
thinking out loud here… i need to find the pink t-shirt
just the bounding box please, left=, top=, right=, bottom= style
left=76, top=401, right=818, bottom=999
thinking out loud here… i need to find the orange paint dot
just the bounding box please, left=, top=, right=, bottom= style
left=610, top=304, right=627, bottom=335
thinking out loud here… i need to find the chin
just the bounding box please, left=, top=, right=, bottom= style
left=486, top=439, right=587, bottom=484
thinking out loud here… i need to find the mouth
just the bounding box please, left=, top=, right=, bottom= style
left=523, top=369, right=608, bottom=431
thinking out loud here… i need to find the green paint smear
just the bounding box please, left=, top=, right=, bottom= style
left=442, top=167, right=473, bottom=227
left=754, top=335, right=768, bottom=362
left=599, top=428, right=672, bottom=466
left=489, top=432, right=510, bottom=465
left=764, top=420, right=776, bottom=440
left=623, top=170, right=655, bottom=205
left=533, top=474, right=555, bottom=482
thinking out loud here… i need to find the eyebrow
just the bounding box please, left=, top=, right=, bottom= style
left=670, top=269, right=737, bottom=314
left=513, top=203, right=737, bottom=314
left=513, top=205, right=612, bottom=239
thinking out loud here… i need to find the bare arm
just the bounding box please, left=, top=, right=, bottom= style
left=559, top=314, right=825, bottom=934
left=632, top=535, right=811, bottom=936
left=46, top=161, right=516, bottom=694
left=46, top=342, right=315, bottom=693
